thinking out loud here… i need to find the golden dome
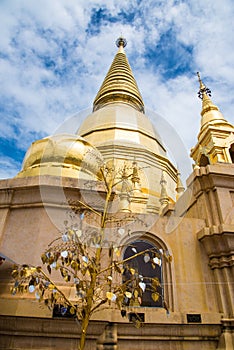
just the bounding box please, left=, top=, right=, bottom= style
left=93, top=37, right=144, bottom=113
left=17, top=134, right=104, bottom=179
left=77, top=103, right=166, bottom=157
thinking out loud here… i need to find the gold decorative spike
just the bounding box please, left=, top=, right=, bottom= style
left=197, top=72, right=206, bottom=92
left=176, top=171, right=185, bottom=199
left=196, top=72, right=219, bottom=117
left=93, top=37, right=144, bottom=113
left=191, top=74, right=234, bottom=165
left=159, top=172, right=169, bottom=208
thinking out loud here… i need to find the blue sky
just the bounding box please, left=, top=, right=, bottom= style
left=0, top=0, right=234, bottom=179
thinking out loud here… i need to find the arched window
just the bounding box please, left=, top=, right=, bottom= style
left=123, top=240, right=163, bottom=307
left=229, top=143, right=234, bottom=163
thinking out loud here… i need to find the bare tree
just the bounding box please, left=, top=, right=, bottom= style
left=11, top=161, right=171, bottom=350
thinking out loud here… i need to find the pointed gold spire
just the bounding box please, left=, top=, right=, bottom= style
left=197, top=72, right=220, bottom=118
left=159, top=172, right=169, bottom=208
left=175, top=171, right=185, bottom=199
left=191, top=73, right=234, bottom=165
left=93, top=37, right=144, bottom=113
left=196, top=72, right=228, bottom=133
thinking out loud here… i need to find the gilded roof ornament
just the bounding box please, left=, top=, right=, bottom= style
left=159, top=171, right=169, bottom=207
left=196, top=72, right=219, bottom=117
left=191, top=72, right=233, bottom=165
left=197, top=72, right=212, bottom=99
left=93, top=38, right=144, bottom=113
left=116, top=37, right=127, bottom=48
left=175, top=171, right=185, bottom=199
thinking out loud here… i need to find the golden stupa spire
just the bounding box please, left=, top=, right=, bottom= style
left=93, top=37, right=144, bottom=113
left=197, top=72, right=222, bottom=116
left=190, top=73, right=234, bottom=165
left=175, top=170, right=184, bottom=199
left=196, top=72, right=227, bottom=129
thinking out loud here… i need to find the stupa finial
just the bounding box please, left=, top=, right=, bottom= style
left=116, top=37, right=127, bottom=48
left=197, top=72, right=212, bottom=100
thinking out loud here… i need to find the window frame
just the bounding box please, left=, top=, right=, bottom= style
left=121, top=232, right=174, bottom=311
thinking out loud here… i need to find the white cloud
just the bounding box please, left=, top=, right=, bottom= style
left=0, top=156, right=22, bottom=179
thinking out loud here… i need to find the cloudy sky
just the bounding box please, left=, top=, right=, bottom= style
left=0, top=0, right=234, bottom=180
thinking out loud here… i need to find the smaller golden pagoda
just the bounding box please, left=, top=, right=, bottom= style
left=191, top=72, right=234, bottom=165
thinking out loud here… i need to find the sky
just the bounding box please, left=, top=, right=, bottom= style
left=0, top=0, right=234, bottom=181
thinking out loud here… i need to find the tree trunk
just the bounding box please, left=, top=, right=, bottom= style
left=78, top=314, right=90, bottom=350
left=78, top=247, right=102, bottom=350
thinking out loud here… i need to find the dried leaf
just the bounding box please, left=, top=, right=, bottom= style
left=28, top=285, right=35, bottom=293
left=153, top=257, right=161, bottom=266
left=139, top=282, right=146, bottom=292
left=60, top=267, right=67, bottom=277
left=41, top=254, right=47, bottom=264
left=152, top=277, right=160, bottom=287
left=82, top=256, right=88, bottom=264
left=11, top=287, right=17, bottom=295
left=106, top=292, right=114, bottom=301
left=151, top=292, right=160, bottom=302
left=125, top=291, right=132, bottom=298
left=50, top=261, right=57, bottom=269
left=12, top=270, right=18, bottom=278
left=71, top=261, right=78, bottom=270
left=20, top=267, right=31, bottom=278
left=61, top=251, right=68, bottom=258
left=81, top=267, right=87, bottom=276
left=62, top=234, right=69, bottom=242
left=70, top=307, right=76, bottom=315
left=76, top=229, right=82, bottom=238
left=64, top=275, right=71, bottom=282
left=143, top=253, right=150, bottom=263
left=121, top=309, right=127, bottom=317
left=114, top=248, right=121, bottom=257
left=68, top=229, right=75, bottom=236
left=61, top=306, right=67, bottom=315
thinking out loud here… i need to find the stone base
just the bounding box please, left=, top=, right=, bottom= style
left=0, top=315, right=222, bottom=350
